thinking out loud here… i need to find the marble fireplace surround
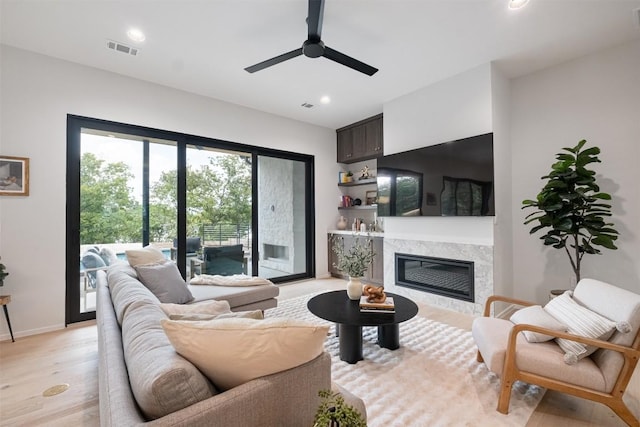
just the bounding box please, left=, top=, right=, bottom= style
left=383, top=238, right=493, bottom=315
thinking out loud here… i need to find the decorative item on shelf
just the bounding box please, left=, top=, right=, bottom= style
left=522, top=139, right=619, bottom=284
left=331, top=235, right=375, bottom=300
left=346, top=171, right=353, bottom=182
left=340, top=195, right=352, bottom=207
left=359, top=222, right=367, bottom=232
left=336, top=216, right=347, bottom=230
left=359, top=165, right=371, bottom=180
left=365, top=190, right=377, bottom=206
left=353, top=198, right=362, bottom=206
left=313, top=389, right=366, bottom=427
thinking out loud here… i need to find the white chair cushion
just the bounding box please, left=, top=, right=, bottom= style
left=471, top=316, right=607, bottom=392
left=544, top=291, right=616, bottom=364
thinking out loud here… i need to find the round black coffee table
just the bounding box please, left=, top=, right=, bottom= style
left=307, top=290, right=418, bottom=364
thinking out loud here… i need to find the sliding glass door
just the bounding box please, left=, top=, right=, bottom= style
left=257, top=155, right=310, bottom=280
left=66, top=115, right=314, bottom=324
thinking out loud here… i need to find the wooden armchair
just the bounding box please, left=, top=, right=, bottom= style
left=472, top=279, right=640, bottom=426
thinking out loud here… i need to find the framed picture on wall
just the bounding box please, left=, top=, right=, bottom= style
left=365, top=190, right=377, bottom=206
left=0, top=156, right=30, bottom=196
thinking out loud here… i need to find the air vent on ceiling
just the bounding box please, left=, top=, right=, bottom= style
left=301, top=102, right=314, bottom=108
left=106, top=40, right=139, bottom=56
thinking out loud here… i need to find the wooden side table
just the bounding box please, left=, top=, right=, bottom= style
left=0, top=295, right=15, bottom=342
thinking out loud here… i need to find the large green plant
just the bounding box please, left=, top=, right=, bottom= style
left=522, top=140, right=619, bottom=283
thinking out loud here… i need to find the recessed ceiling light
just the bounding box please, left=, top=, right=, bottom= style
left=508, top=0, right=529, bottom=10
left=127, top=28, right=146, bottom=43
left=320, top=96, right=331, bottom=104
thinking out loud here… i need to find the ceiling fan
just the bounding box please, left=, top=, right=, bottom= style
left=244, top=0, right=378, bottom=76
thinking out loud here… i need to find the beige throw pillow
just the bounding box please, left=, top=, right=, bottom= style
left=510, top=305, right=568, bottom=342
left=161, top=317, right=329, bottom=390
left=160, top=299, right=231, bottom=316
left=125, top=246, right=165, bottom=267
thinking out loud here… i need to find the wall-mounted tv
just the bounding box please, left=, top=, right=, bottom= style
left=377, top=132, right=494, bottom=217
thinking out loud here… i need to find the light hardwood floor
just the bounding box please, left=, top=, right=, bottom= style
left=0, top=278, right=638, bottom=426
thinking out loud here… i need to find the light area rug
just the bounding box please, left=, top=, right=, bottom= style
left=265, top=294, right=545, bottom=427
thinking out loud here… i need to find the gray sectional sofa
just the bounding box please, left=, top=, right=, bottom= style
left=96, top=262, right=366, bottom=426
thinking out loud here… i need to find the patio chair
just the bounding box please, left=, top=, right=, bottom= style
left=170, top=237, right=202, bottom=260
left=472, top=279, right=640, bottom=426
left=201, top=244, right=246, bottom=276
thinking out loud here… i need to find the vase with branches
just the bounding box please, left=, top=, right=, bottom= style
left=522, top=139, right=619, bottom=284
left=332, top=235, right=375, bottom=300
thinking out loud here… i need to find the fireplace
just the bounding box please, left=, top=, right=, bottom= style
left=395, top=253, right=474, bottom=303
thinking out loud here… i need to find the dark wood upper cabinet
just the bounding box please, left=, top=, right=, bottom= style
left=336, top=114, right=383, bottom=164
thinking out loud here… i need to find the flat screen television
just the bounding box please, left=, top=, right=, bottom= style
left=377, top=132, right=494, bottom=217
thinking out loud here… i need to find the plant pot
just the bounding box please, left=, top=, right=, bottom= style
left=347, top=277, right=363, bottom=300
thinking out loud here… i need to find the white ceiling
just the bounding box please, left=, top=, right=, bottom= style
left=2, top=0, right=639, bottom=129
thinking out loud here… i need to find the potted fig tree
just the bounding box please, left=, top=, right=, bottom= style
left=522, top=139, right=619, bottom=285
left=0, top=259, right=8, bottom=287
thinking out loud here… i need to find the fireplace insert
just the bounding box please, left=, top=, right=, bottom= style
left=395, top=253, right=474, bottom=302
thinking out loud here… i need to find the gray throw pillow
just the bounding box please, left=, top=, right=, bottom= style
left=134, top=261, right=194, bottom=304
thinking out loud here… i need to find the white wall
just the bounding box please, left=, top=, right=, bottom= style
left=0, top=45, right=336, bottom=339
left=510, top=40, right=640, bottom=301
left=490, top=65, right=513, bottom=299
left=382, top=63, right=494, bottom=244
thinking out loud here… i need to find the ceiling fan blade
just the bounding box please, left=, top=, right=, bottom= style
left=307, top=0, right=324, bottom=41
left=323, top=46, right=378, bottom=76
left=244, top=48, right=303, bottom=73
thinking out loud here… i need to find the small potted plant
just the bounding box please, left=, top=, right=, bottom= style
left=332, top=236, right=375, bottom=300
left=345, top=171, right=353, bottom=183
left=0, top=259, right=8, bottom=287
left=314, top=389, right=366, bottom=427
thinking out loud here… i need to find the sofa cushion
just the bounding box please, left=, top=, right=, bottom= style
left=161, top=317, right=329, bottom=390
left=122, top=300, right=216, bottom=420
left=107, top=262, right=158, bottom=325
left=134, top=261, right=194, bottom=304
left=510, top=305, right=568, bottom=343
left=160, top=299, right=231, bottom=317
left=544, top=291, right=617, bottom=364
left=125, top=246, right=166, bottom=267
left=471, top=316, right=606, bottom=392
left=169, top=310, right=264, bottom=321
left=187, top=282, right=279, bottom=307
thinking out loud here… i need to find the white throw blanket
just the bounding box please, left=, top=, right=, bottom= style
left=190, top=274, right=273, bottom=287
